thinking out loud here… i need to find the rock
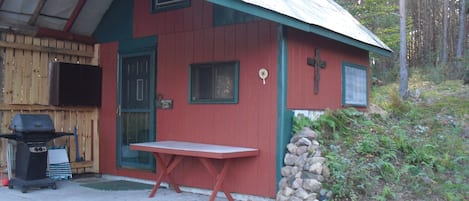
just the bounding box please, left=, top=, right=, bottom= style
left=276, top=193, right=288, bottom=201
left=301, top=171, right=324, bottom=182
left=308, top=156, right=326, bottom=164
left=283, top=186, right=295, bottom=197
left=291, top=127, right=318, bottom=143
left=291, top=166, right=300, bottom=176
left=295, top=188, right=309, bottom=199
left=288, top=196, right=303, bottom=201
left=305, top=193, right=318, bottom=201
left=311, top=140, right=320, bottom=146
left=313, top=150, right=322, bottom=157
left=284, top=153, right=298, bottom=166
left=279, top=178, right=288, bottom=189
left=319, top=189, right=328, bottom=196
left=322, top=166, right=330, bottom=178
left=308, top=163, right=323, bottom=175
left=301, top=171, right=313, bottom=179
left=296, top=137, right=312, bottom=146
left=367, top=103, right=388, bottom=119
left=295, top=171, right=302, bottom=178
left=321, top=189, right=332, bottom=196
left=281, top=166, right=293, bottom=177
left=298, top=127, right=319, bottom=140
left=296, top=146, right=308, bottom=155
left=287, top=176, right=295, bottom=186
left=292, top=178, right=303, bottom=189
left=318, top=189, right=333, bottom=200
left=309, top=143, right=319, bottom=150
left=287, top=143, right=298, bottom=154
left=290, top=135, right=301, bottom=144
left=294, top=153, right=308, bottom=167
left=303, top=179, right=322, bottom=192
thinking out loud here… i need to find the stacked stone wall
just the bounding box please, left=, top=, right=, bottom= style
left=276, top=127, right=331, bottom=201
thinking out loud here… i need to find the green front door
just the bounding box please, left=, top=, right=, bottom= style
left=117, top=52, right=156, bottom=170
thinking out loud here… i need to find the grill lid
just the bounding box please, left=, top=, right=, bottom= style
left=9, top=114, right=55, bottom=133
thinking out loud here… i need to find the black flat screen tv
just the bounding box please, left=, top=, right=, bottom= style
left=49, top=62, right=102, bottom=107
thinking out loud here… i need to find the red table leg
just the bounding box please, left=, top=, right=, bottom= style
left=199, top=158, right=234, bottom=201
left=148, top=153, right=183, bottom=197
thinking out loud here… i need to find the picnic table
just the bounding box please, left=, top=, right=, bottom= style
left=130, top=140, right=259, bottom=201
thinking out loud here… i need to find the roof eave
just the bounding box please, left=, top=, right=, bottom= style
left=206, top=0, right=393, bottom=57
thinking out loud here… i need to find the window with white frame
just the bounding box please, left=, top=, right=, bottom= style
left=342, top=63, right=368, bottom=107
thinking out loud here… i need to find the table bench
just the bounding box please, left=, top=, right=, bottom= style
left=130, top=141, right=259, bottom=201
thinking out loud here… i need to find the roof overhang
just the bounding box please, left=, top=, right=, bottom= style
left=207, top=0, right=393, bottom=57
left=0, top=0, right=113, bottom=44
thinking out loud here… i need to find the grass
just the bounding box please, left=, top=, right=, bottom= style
left=298, top=76, right=469, bottom=200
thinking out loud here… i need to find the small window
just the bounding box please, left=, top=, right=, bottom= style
left=189, top=61, right=239, bottom=104
left=213, top=5, right=258, bottom=26
left=342, top=62, right=368, bottom=107
left=152, top=0, right=190, bottom=13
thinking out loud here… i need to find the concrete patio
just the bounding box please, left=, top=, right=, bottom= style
left=0, top=175, right=274, bottom=201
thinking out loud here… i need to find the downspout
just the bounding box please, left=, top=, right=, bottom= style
left=276, top=24, right=293, bottom=190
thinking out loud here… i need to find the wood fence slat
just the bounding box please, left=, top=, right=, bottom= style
left=69, top=111, right=78, bottom=163
left=56, top=40, right=65, bottom=62
left=78, top=43, right=87, bottom=64
left=63, top=41, right=72, bottom=63
left=39, top=38, right=49, bottom=105
left=71, top=42, right=79, bottom=63
left=23, top=36, right=33, bottom=104
left=31, top=38, right=41, bottom=104
left=12, top=35, right=24, bottom=104
left=85, top=112, right=92, bottom=161
left=92, top=44, right=99, bottom=65
left=80, top=112, right=86, bottom=161
left=4, top=34, right=15, bottom=104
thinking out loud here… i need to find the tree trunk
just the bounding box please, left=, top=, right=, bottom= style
left=456, top=0, right=467, bottom=70
left=442, top=0, right=449, bottom=65
left=400, top=0, right=408, bottom=99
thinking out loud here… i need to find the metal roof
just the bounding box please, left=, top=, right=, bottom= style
left=208, top=0, right=393, bottom=56
left=0, top=0, right=113, bottom=39
left=0, top=0, right=393, bottom=56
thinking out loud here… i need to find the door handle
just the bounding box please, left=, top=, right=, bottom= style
left=117, top=105, right=121, bottom=116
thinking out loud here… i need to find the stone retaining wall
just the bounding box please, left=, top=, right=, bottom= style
left=276, top=127, right=331, bottom=201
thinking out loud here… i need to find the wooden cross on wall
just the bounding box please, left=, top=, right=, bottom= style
left=307, top=48, right=327, bottom=95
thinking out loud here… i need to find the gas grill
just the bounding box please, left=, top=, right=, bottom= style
left=0, top=114, right=73, bottom=193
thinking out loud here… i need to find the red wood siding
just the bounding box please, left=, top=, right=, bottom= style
left=98, top=42, right=118, bottom=174
left=99, top=1, right=279, bottom=198
left=287, top=28, right=369, bottom=110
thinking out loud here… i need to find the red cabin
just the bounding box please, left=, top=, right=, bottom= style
left=96, top=0, right=391, bottom=199
left=0, top=0, right=392, bottom=200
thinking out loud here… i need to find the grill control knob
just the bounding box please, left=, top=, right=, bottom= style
left=30, top=146, right=47, bottom=153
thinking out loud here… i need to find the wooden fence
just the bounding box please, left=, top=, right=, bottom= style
left=0, top=32, right=100, bottom=174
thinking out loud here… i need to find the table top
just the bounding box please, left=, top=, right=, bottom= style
left=130, top=141, right=259, bottom=159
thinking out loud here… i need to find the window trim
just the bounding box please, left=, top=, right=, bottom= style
left=213, top=4, right=258, bottom=27
left=151, top=0, right=191, bottom=13
left=342, top=62, right=368, bottom=107
left=188, top=61, right=240, bottom=104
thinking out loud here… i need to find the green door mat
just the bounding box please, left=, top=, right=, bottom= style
left=81, top=180, right=153, bottom=191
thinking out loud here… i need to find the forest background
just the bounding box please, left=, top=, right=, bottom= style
left=336, top=0, right=468, bottom=84
left=294, top=1, right=469, bottom=200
